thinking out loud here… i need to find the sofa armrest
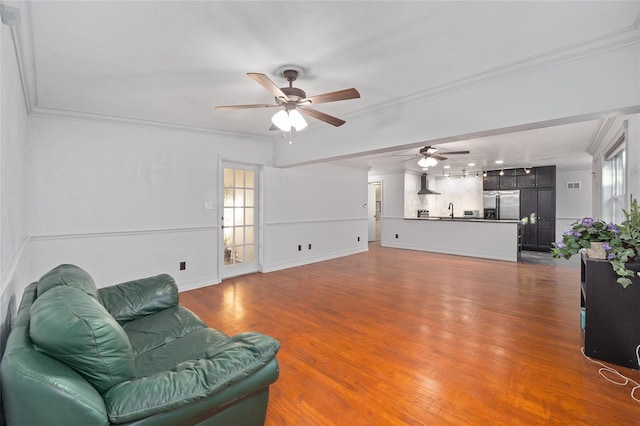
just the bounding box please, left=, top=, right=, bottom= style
left=98, top=274, right=179, bottom=323
left=103, top=332, right=280, bottom=424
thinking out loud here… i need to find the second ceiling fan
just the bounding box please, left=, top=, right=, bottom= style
left=215, top=67, right=360, bottom=131
left=398, top=146, right=470, bottom=168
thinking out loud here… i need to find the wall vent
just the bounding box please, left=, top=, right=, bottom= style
left=567, top=182, right=581, bottom=189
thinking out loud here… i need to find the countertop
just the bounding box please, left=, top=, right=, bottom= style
left=404, top=216, right=521, bottom=224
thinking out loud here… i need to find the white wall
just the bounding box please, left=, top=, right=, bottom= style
left=555, top=168, right=593, bottom=240
left=263, top=162, right=368, bottom=272
left=430, top=175, right=483, bottom=217
left=1, top=22, right=30, bottom=353
left=28, top=116, right=272, bottom=288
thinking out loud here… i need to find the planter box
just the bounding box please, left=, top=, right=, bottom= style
left=581, top=252, right=640, bottom=369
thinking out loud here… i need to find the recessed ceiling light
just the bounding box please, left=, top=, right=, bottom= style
left=495, top=160, right=504, bottom=164
left=444, top=165, right=450, bottom=169
left=468, top=163, right=475, bottom=166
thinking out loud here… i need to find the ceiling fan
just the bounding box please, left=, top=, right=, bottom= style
left=215, top=67, right=360, bottom=131
left=396, top=146, right=470, bottom=167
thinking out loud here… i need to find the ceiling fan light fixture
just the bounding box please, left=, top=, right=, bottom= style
left=271, top=110, right=291, bottom=131
left=272, top=109, right=308, bottom=132
left=418, top=156, right=438, bottom=168
left=288, top=109, right=307, bottom=131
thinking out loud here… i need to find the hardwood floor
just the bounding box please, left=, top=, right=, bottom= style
left=180, top=244, right=640, bottom=425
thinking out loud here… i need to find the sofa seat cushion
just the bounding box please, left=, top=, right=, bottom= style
left=123, top=306, right=208, bottom=356
left=134, top=327, right=230, bottom=377
left=103, top=332, right=280, bottom=424
left=30, top=286, right=136, bottom=394
left=37, top=264, right=98, bottom=299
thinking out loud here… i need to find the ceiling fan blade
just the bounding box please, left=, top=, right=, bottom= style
left=432, top=154, right=448, bottom=161
left=298, top=106, right=346, bottom=127
left=215, top=103, right=281, bottom=110
left=438, top=150, right=470, bottom=155
left=305, top=88, right=360, bottom=105
left=247, top=73, right=289, bottom=101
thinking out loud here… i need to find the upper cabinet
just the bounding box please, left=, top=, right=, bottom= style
left=516, top=168, right=537, bottom=188
left=499, top=169, right=517, bottom=189
left=484, top=165, right=556, bottom=190
left=483, top=169, right=517, bottom=190
left=516, top=166, right=556, bottom=188
left=483, top=171, right=500, bottom=190
left=535, top=166, right=556, bottom=187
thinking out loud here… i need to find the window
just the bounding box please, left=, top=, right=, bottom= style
left=608, top=138, right=625, bottom=224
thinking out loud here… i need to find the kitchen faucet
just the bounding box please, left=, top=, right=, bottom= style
left=448, top=202, right=454, bottom=218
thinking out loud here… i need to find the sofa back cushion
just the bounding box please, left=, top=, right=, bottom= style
left=30, top=286, right=135, bottom=394
left=37, top=264, right=98, bottom=299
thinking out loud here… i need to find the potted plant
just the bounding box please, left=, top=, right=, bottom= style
left=608, top=195, right=640, bottom=287
left=551, top=218, right=619, bottom=259
left=552, top=195, right=640, bottom=287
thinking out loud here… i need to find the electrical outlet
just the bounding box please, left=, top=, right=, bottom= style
left=298, top=245, right=302, bottom=251
left=308, top=243, right=312, bottom=250
left=179, top=261, right=186, bottom=270
left=395, top=234, right=399, bottom=239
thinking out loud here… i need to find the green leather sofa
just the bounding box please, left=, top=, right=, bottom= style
left=1, top=264, right=280, bottom=425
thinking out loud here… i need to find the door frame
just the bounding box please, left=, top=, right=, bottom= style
left=220, top=161, right=261, bottom=280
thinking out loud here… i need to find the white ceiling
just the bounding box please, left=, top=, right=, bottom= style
left=24, top=1, right=640, bottom=172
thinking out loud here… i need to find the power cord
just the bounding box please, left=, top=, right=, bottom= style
left=581, top=345, right=640, bottom=403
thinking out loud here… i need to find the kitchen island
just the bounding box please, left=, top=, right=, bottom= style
left=381, top=217, right=521, bottom=262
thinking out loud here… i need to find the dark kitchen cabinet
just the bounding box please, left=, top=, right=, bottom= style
left=483, top=169, right=517, bottom=190
left=535, top=166, right=556, bottom=187
left=520, top=188, right=538, bottom=249
left=516, top=168, right=536, bottom=188
left=516, top=166, right=556, bottom=188
left=520, top=186, right=556, bottom=251
left=499, top=169, right=517, bottom=189
left=483, top=171, right=500, bottom=190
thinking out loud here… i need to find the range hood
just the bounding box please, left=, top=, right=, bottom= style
left=418, top=173, right=440, bottom=195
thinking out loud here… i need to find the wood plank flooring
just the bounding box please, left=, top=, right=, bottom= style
left=180, top=244, right=640, bottom=425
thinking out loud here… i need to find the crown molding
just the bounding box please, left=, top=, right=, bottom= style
left=30, top=105, right=271, bottom=139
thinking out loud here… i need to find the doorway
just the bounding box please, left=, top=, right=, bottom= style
left=368, top=182, right=382, bottom=242
left=221, top=165, right=259, bottom=279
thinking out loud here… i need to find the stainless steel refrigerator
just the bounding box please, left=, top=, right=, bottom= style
left=483, top=190, right=520, bottom=220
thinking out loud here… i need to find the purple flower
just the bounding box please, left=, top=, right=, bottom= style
left=602, top=242, right=611, bottom=250
left=607, top=223, right=619, bottom=234
left=556, top=242, right=566, bottom=249
left=608, top=253, right=616, bottom=260
left=581, top=218, right=594, bottom=226
left=563, top=230, right=573, bottom=236
left=573, top=231, right=582, bottom=237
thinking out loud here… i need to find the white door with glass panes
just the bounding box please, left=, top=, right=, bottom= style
left=221, top=165, right=258, bottom=278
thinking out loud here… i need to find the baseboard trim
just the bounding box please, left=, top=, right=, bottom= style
left=261, top=247, right=369, bottom=273
left=178, top=276, right=220, bottom=293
